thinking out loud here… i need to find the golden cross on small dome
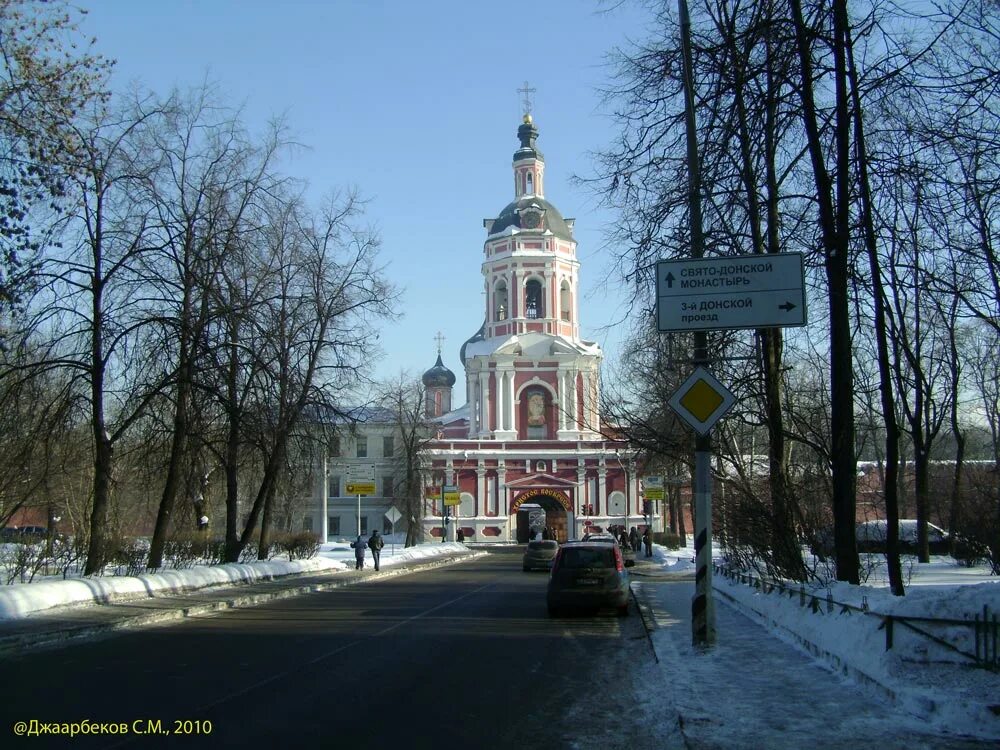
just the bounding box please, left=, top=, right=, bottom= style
left=517, top=80, right=536, bottom=118
left=434, top=331, right=445, bottom=355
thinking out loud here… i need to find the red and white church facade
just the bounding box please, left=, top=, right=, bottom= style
left=419, top=115, right=653, bottom=543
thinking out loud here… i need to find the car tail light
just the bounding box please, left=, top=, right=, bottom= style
left=614, top=545, right=624, bottom=572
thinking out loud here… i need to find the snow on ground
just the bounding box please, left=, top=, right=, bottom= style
left=651, top=541, right=1000, bottom=741
left=1, top=534, right=997, bottom=738
left=0, top=537, right=467, bottom=619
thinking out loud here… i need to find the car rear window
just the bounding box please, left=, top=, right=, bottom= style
left=528, top=540, right=558, bottom=550
left=559, top=547, right=615, bottom=569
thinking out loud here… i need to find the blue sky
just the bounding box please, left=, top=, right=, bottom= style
left=79, top=0, right=652, bottom=394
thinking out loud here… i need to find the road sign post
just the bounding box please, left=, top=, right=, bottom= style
left=656, top=253, right=806, bottom=332
left=385, top=507, right=401, bottom=555
left=344, top=465, right=375, bottom=537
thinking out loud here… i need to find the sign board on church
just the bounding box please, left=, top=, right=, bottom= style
left=656, top=253, right=806, bottom=332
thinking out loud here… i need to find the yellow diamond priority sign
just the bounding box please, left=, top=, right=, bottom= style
left=668, top=366, right=735, bottom=436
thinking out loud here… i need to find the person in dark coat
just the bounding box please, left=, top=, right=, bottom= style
left=629, top=526, right=640, bottom=552
left=643, top=527, right=653, bottom=557
left=352, top=535, right=366, bottom=570
left=367, top=530, right=384, bottom=571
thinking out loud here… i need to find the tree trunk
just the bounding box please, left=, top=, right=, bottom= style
left=790, top=0, right=858, bottom=583
left=844, top=7, right=904, bottom=595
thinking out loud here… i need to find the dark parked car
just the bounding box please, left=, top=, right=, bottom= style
left=582, top=532, right=635, bottom=567
left=546, top=541, right=630, bottom=617
left=812, top=520, right=953, bottom=557
left=1, top=526, right=47, bottom=542
left=523, top=539, right=559, bottom=571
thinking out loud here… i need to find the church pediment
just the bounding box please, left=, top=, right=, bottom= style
left=504, top=472, right=577, bottom=488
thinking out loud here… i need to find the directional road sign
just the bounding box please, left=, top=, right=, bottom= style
left=642, top=476, right=665, bottom=501
left=668, top=366, right=736, bottom=436
left=344, top=464, right=375, bottom=482
left=656, top=253, right=806, bottom=332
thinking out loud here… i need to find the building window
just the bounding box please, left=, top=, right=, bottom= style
left=560, top=280, right=571, bottom=322
left=383, top=436, right=394, bottom=458
left=328, top=516, right=340, bottom=537
left=329, top=475, right=341, bottom=498
left=360, top=517, right=368, bottom=535
left=382, top=475, right=395, bottom=497
left=495, top=281, right=508, bottom=321
left=525, top=279, right=543, bottom=319
left=303, top=515, right=313, bottom=532
left=356, top=435, right=368, bottom=458
left=526, top=172, right=533, bottom=194
left=331, top=437, right=341, bottom=457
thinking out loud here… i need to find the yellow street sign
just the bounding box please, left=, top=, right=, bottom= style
left=644, top=488, right=665, bottom=500
left=345, top=482, right=376, bottom=496
left=668, top=366, right=736, bottom=436
left=443, top=485, right=461, bottom=506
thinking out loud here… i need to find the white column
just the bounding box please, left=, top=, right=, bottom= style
left=507, top=374, right=516, bottom=434
left=321, top=455, right=329, bottom=543
left=598, top=465, right=607, bottom=518
left=476, top=465, right=486, bottom=516
left=496, top=371, right=505, bottom=431
left=479, top=371, right=489, bottom=436
left=498, top=463, right=508, bottom=540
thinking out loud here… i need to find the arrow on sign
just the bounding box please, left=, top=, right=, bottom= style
left=779, top=302, right=797, bottom=312
left=665, top=272, right=675, bottom=288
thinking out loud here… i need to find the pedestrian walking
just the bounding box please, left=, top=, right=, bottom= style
left=643, top=527, right=653, bottom=558
left=629, top=526, right=640, bottom=553
left=367, top=529, right=384, bottom=571
left=352, top=534, right=366, bottom=570
left=457, top=527, right=465, bottom=543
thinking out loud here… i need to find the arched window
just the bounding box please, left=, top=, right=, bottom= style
left=560, top=280, right=571, bottom=322
left=494, top=281, right=508, bottom=321
left=524, top=279, right=543, bottom=319
left=459, top=492, right=475, bottom=518
left=608, top=491, right=626, bottom=517
left=526, top=172, right=533, bottom=195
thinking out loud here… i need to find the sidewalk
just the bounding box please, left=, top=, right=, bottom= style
left=630, top=573, right=996, bottom=749
left=0, top=548, right=483, bottom=657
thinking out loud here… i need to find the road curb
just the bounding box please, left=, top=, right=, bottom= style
left=0, top=550, right=487, bottom=657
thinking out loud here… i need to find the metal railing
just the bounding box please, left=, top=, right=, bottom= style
left=714, top=562, right=999, bottom=671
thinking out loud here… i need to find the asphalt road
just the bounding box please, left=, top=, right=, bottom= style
left=1, top=548, right=667, bottom=749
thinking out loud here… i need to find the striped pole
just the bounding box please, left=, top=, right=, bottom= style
left=679, top=0, right=715, bottom=647
left=692, top=446, right=716, bottom=645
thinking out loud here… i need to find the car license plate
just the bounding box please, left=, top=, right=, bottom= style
left=576, top=578, right=599, bottom=585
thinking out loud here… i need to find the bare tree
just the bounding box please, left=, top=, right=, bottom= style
left=0, top=0, right=111, bottom=309
left=198, top=189, right=394, bottom=562
left=139, top=86, right=288, bottom=569
left=378, top=373, right=433, bottom=547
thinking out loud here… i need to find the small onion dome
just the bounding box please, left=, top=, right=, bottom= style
left=422, top=353, right=456, bottom=388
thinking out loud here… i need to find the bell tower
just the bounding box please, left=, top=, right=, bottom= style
left=461, top=110, right=602, bottom=442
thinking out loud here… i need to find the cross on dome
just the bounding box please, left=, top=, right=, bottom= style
left=434, top=331, right=445, bottom=355
left=517, top=80, right=536, bottom=118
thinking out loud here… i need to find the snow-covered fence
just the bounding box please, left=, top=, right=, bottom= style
left=714, top=562, right=999, bottom=671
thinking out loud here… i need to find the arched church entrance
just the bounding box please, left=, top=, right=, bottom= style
left=513, top=491, right=571, bottom=543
